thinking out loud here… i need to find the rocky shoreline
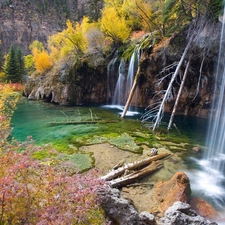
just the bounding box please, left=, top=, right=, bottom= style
left=82, top=143, right=224, bottom=225
left=99, top=186, right=218, bottom=225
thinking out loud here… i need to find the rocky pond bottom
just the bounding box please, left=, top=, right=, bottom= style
left=11, top=98, right=225, bottom=224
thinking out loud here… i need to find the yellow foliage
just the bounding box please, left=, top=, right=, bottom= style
left=0, top=71, right=5, bottom=82
left=32, top=48, right=53, bottom=73
left=0, top=83, right=20, bottom=146
left=49, top=46, right=59, bottom=62
left=29, top=40, right=45, bottom=52
left=100, top=7, right=131, bottom=45
left=24, top=54, right=35, bottom=75
left=48, top=19, right=88, bottom=61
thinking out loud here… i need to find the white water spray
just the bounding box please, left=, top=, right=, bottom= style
left=112, top=59, right=125, bottom=105
left=187, top=9, right=225, bottom=211
left=107, top=51, right=118, bottom=103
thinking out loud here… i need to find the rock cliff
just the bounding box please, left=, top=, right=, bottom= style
left=0, top=0, right=102, bottom=54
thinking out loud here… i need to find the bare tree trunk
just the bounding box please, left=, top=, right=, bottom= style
left=193, top=54, right=205, bottom=101
left=109, top=161, right=163, bottom=188
left=121, top=67, right=140, bottom=118
left=152, top=38, right=192, bottom=131
left=167, top=59, right=190, bottom=130
left=121, top=45, right=152, bottom=118
left=101, top=152, right=170, bottom=181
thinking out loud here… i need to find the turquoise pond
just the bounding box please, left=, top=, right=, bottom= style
left=11, top=98, right=208, bottom=146
left=10, top=97, right=209, bottom=177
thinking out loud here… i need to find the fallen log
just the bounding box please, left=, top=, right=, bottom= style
left=109, top=161, right=163, bottom=188
left=101, top=152, right=170, bottom=181
left=46, top=120, right=117, bottom=125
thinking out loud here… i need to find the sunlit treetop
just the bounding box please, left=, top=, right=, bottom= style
left=100, top=7, right=131, bottom=45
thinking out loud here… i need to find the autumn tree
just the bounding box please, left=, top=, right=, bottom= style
left=86, top=27, right=106, bottom=56
left=100, top=6, right=131, bottom=46
left=0, top=83, right=21, bottom=144
left=29, top=40, right=53, bottom=74
left=32, top=49, right=53, bottom=73
left=48, top=19, right=88, bottom=61
left=24, top=54, right=35, bottom=75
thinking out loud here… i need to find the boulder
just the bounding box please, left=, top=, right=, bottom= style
left=159, top=201, right=218, bottom=225
left=154, top=172, right=191, bottom=213
left=192, top=146, right=203, bottom=153
left=98, top=186, right=156, bottom=225
left=189, top=198, right=218, bottom=220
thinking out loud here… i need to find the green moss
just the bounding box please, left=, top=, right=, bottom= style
left=108, top=133, right=142, bottom=153
left=32, top=149, right=58, bottom=160
left=58, top=152, right=94, bottom=172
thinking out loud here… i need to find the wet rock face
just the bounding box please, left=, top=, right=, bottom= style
left=154, top=172, right=191, bottom=213
left=98, top=186, right=156, bottom=225
left=159, top=201, right=218, bottom=225
left=24, top=62, right=107, bottom=105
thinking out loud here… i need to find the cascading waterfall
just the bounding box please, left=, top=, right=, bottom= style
left=186, top=9, right=225, bottom=212
left=201, top=7, right=225, bottom=202
left=205, top=13, right=225, bottom=173
left=126, top=49, right=139, bottom=101
left=112, top=59, right=126, bottom=105
left=107, top=51, right=118, bottom=103
left=112, top=48, right=140, bottom=108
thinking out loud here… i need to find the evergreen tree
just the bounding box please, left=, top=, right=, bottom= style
left=5, top=46, right=24, bottom=83
left=15, top=48, right=25, bottom=82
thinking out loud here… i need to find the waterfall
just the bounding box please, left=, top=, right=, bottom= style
left=112, top=49, right=139, bottom=107
left=202, top=9, right=225, bottom=194
left=112, top=59, right=125, bottom=105
left=126, top=49, right=139, bottom=99
left=107, top=51, right=118, bottom=103
left=187, top=9, right=225, bottom=211
left=205, top=13, right=225, bottom=173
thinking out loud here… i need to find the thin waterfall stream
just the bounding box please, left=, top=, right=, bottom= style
left=185, top=8, right=225, bottom=217
left=111, top=48, right=140, bottom=114
left=112, top=59, right=125, bottom=105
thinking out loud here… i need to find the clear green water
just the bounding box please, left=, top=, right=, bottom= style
left=11, top=98, right=207, bottom=147
left=10, top=98, right=208, bottom=171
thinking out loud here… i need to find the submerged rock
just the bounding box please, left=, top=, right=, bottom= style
left=159, top=201, right=218, bottom=225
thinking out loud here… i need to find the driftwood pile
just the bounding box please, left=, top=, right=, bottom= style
left=101, top=152, right=171, bottom=188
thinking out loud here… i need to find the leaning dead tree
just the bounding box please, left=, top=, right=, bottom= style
left=141, top=38, right=193, bottom=131
left=167, top=59, right=190, bottom=130
left=121, top=35, right=153, bottom=118
left=141, top=17, right=218, bottom=131
left=101, top=152, right=170, bottom=188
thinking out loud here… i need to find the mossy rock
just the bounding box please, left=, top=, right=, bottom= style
left=108, top=133, right=142, bottom=153
left=58, top=152, right=94, bottom=172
